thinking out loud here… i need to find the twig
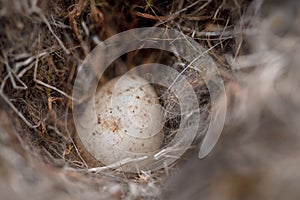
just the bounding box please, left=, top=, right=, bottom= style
left=131, top=11, right=168, bottom=21
left=180, top=26, right=234, bottom=38
left=68, top=0, right=89, bottom=56
left=167, top=39, right=224, bottom=91
left=213, top=0, right=225, bottom=20
left=2, top=52, right=28, bottom=90
left=28, top=0, right=70, bottom=54
left=181, top=15, right=211, bottom=21
left=14, top=52, right=48, bottom=73
left=33, top=57, right=75, bottom=101
left=39, top=14, right=70, bottom=55
left=154, top=147, right=185, bottom=160
left=86, top=156, right=148, bottom=173
left=190, top=0, right=213, bottom=16
left=150, top=1, right=202, bottom=26
left=64, top=105, right=88, bottom=168
left=0, top=76, right=40, bottom=128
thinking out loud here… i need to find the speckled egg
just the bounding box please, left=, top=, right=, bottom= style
left=77, top=73, right=164, bottom=171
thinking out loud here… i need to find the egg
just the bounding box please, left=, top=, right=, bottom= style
left=77, top=73, right=164, bottom=172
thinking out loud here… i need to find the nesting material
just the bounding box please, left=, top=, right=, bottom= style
left=0, top=0, right=255, bottom=199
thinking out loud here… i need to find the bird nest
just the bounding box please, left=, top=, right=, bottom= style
left=0, top=0, right=262, bottom=199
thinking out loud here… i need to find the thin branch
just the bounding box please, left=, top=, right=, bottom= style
left=86, top=156, right=148, bottom=173
left=0, top=86, right=40, bottom=128
left=28, top=0, right=70, bottom=54
left=167, top=39, right=225, bottom=91
left=33, top=57, right=75, bottom=101
left=131, top=10, right=168, bottom=21
left=64, top=105, right=88, bottom=167
left=2, top=52, right=28, bottom=90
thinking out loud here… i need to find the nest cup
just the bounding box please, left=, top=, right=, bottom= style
left=72, top=27, right=220, bottom=172
left=0, top=0, right=246, bottom=199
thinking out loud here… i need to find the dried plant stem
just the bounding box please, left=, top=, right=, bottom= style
left=27, top=0, right=70, bottom=54
left=33, top=58, right=75, bottom=101
left=86, top=156, right=148, bottom=173
left=0, top=90, right=40, bottom=128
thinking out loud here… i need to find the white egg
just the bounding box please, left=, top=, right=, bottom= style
left=77, top=74, right=164, bottom=172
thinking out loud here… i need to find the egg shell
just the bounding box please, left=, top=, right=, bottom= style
left=77, top=74, right=163, bottom=170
